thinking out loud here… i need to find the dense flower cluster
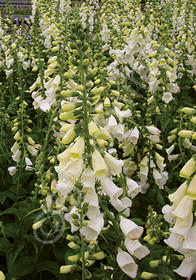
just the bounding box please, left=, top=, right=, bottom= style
left=0, top=0, right=196, bottom=279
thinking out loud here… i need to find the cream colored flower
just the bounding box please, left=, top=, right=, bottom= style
left=117, top=247, right=138, bottom=278
left=92, top=149, right=108, bottom=177
left=120, top=216, right=143, bottom=240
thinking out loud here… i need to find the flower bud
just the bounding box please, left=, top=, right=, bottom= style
left=68, top=255, right=79, bottom=262
left=93, top=252, right=105, bottom=260
left=190, top=117, right=196, bottom=124
left=141, top=272, right=157, bottom=279
left=32, top=220, right=44, bottom=230
left=60, top=265, right=76, bottom=274
left=192, top=133, right=196, bottom=140
left=178, top=130, right=193, bottom=138
left=181, top=107, right=195, bottom=114
left=149, top=260, right=160, bottom=268
left=61, top=103, right=75, bottom=112
left=88, top=121, right=99, bottom=137
left=59, top=112, right=76, bottom=121
left=68, top=242, right=80, bottom=250
left=62, top=128, right=76, bottom=145
left=28, top=136, right=35, bottom=146
left=91, top=86, right=105, bottom=95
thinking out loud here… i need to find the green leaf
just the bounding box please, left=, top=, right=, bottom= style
left=4, top=223, right=18, bottom=239
left=36, top=261, right=62, bottom=279
left=0, top=208, right=18, bottom=217
left=6, top=241, right=25, bottom=272
left=9, top=256, right=35, bottom=277
left=0, top=238, right=11, bottom=252
left=0, top=191, right=15, bottom=204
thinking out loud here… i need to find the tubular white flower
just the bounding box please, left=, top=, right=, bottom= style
left=100, top=176, right=123, bottom=201
left=124, top=238, right=150, bottom=260
left=80, top=213, right=104, bottom=241
left=111, top=197, right=132, bottom=215
left=81, top=168, right=95, bottom=189
left=146, top=126, right=161, bottom=135
left=187, top=174, right=196, bottom=200
left=173, top=257, right=196, bottom=280
left=125, top=126, right=139, bottom=145
left=172, top=195, right=193, bottom=220
left=92, top=149, right=108, bottom=177
left=120, top=216, right=143, bottom=240
left=12, top=149, right=21, bottom=163
left=69, top=137, right=85, bottom=160
left=104, top=152, right=123, bottom=177
left=180, top=157, right=196, bottom=179
left=83, top=188, right=99, bottom=208
left=61, top=127, right=76, bottom=145
left=169, top=181, right=188, bottom=206
left=164, top=232, right=185, bottom=250
left=114, top=107, right=132, bottom=122
left=116, top=247, right=138, bottom=279
left=162, top=92, right=173, bottom=104
left=27, top=145, right=38, bottom=157
left=64, top=206, right=79, bottom=232
left=8, top=166, right=17, bottom=176
left=126, top=177, right=141, bottom=199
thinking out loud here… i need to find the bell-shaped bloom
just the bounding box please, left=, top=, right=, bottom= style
left=117, top=248, right=138, bottom=278
left=172, top=195, right=193, bottom=220
left=81, top=168, right=95, bottom=189
left=153, top=169, right=168, bottom=189
left=146, top=126, right=161, bottom=135
left=182, top=223, right=196, bottom=250
left=187, top=174, right=196, bottom=200
left=169, top=181, right=188, bottom=206
left=25, top=157, right=34, bottom=171
left=27, top=145, right=38, bottom=157
left=83, top=188, right=99, bottom=208
left=92, top=149, right=108, bottom=177
left=56, top=180, right=73, bottom=198
left=80, top=213, right=104, bottom=241
left=174, top=257, right=196, bottom=280
left=88, top=120, right=99, bottom=137
left=60, top=123, right=75, bottom=133
left=125, top=126, right=139, bottom=145
left=8, top=166, right=17, bottom=176
left=124, top=238, right=150, bottom=260
left=57, top=145, right=72, bottom=166
left=62, top=127, right=76, bottom=145
left=155, top=152, right=166, bottom=171
left=162, top=204, right=176, bottom=224
left=114, top=107, right=132, bottom=122
left=120, top=216, right=143, bottom=240
left=162, top=92, right=173, bottom=104
left=100, top=176, right=123, bottom=201
left=12, top=149, right=21, bottom=163
left=55, top=158, right=83, bottom=183
left=164, top=232, right=185, bottom=250
left=180, top=157, right=196, bottom=179
left=104, top=152, right=123, bottom=177
left=171, top=214, right=193, bottom=237
left=69, top=137, right=85, bottom=160
left=111, top=197, right=132, bottom=215
left=127, top=177, right=141, bottom=199
left=64, top=206, right=79, bottom=232
left=11, top=141, right=20, bottom=154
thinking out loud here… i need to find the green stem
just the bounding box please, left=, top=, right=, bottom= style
left=81, top=234, right=86, bottom=280
left=80, top=60, right=91, bottom=166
